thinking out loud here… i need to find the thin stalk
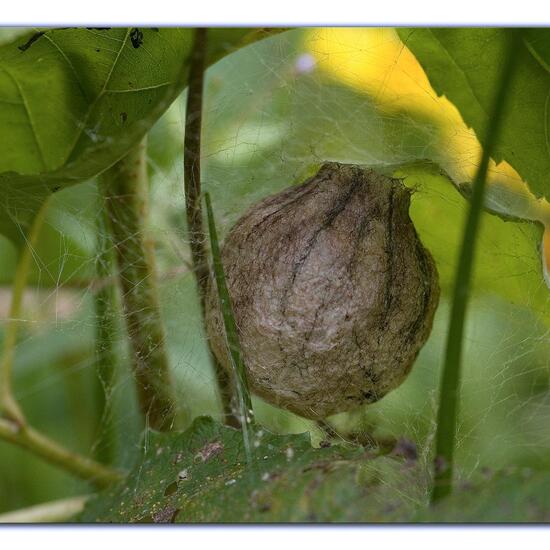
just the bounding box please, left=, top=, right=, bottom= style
left=184, top=28, right=209, bottom=301
left=183, top=27, right=238, bottom=428
left=101, top=137, right=179, bottom=432
left=317, top=419, right=340, bottom=440
left=0, top=196, right=52, bottom=425
left=92, top=205, right=118, bottom=464
left=0, top=495, right=89, bottom=523
left=205, top=192, right=254, bottom=463
left=431, top=30, right=523, bottom=503
left=0, top=418, right=122, bottom=488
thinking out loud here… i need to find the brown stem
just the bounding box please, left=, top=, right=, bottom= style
left=184, top=27, right=239, bottom=428
left=184, top=28, right=209, bottom=300
left=101, top=138, right=179, bottom=431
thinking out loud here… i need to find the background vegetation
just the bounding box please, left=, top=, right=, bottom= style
left=0, top=27, right=549, bottom=521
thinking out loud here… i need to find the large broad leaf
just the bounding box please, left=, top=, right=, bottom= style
left=79, top=416, right=422, bottom=523
left=77, top=416, right=550, bottom=522
left=397, top=28, right=550, bottom=202
left=0, top=27, right=279, bottom=244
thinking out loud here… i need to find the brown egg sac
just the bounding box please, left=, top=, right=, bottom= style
left=205, top=163, right=440, bottom=419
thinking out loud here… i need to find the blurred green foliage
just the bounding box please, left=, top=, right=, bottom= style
left=1, top=28, right=549, bottom=518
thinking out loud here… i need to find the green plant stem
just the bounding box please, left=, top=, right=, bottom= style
left=0, top=495, right=89, bottom=523
left=183, top=27, right=239, bottom=428
left=0, top=418, right=122, bottom=488
left=101, top=137, right=179, bottom=432
left=431, top=30, right=523, bottom=503
left=0, top=197, right=52, bottom=425
left=92, top=205, right=118, bottom=464
left=205, top=192, right=254, bottom=463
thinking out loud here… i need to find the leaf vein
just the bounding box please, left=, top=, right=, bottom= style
left=0, top=65, right=47, bottom=170
left=62, top=28, right=131, bottom=164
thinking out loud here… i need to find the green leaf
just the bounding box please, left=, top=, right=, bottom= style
left=79, top=416, right=423, bottom=523
left=0, top=27, right=282, bottom=244
left=397, top=28, right=550, bottom=202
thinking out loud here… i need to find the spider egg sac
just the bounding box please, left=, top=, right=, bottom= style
left=205, top=162, right=440, bottom=419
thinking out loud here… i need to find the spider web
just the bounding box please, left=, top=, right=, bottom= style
left=1, top=27, right=549, bottom=512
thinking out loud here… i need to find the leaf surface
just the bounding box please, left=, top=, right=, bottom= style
left=0, top=27, right=279, bottom=243
left=79, top=417, right=421, bottom=523
left=397, top=28, right=550, bottom=202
